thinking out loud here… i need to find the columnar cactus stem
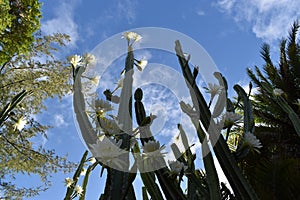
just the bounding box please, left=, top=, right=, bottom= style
left=260, top=81, right=300, bottom=137
left=64, top=151, right=88, bottom=200
left=106, top=46, right=134, bottom=200
left=73, top=66, right=98, bottom=145
left=134, top=88, right=187, bottom=200
left=175, top=40, right=258, bottom=200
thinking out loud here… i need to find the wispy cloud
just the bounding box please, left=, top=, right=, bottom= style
left=42, top=1, right=79, bottom=47
left=215, top=0, right=300, bottom=43
left=117, top=0, right=137, bottom=24
left=196, top=10, right=206, bottom=16
left=53, top=114, right=67, bottom=127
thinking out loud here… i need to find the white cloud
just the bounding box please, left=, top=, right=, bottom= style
left=117, top=0, right=137, bottom=24
left=93, top=0, right=138, bottom=28
left=197, top=10, right=206, bottom=16
left=54, top=114, right=67, bottom=127
left=42, top=1, right=79, bottom=47
left=216, top=0, right=236, bottom=12
left=215, top=0, right=300, bottom=43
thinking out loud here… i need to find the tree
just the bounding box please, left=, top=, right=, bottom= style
left=0, top=0, right=41, bottom=66
left=0, top=1, right=76, bottom=199
left=245, top=21, right=300, bottom=199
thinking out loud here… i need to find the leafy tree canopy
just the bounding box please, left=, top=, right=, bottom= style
left=0, top=1, right=77, bottom=199
left=0, top=0, right=41, bottom=66
left=245, top=21, right=300, bottom=199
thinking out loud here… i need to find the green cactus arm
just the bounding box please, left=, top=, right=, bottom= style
left=105, top=48, right=134, bottom=200
left=179, top=101, right=221, bottom=198
left=119, top=163, right=138, bottom=200
left=175, top=42, right=211, bottom=130
left=260, top=82, right=300, bottom=137
left=79, top=162, right=98, bottom=200
left=212, top=72, right=227, bottom=117
left=153, top=167, right=187, bottom=200
left=197, top=123, right=221, bottom=200
left=132, top=141, right=164, bottom=200
left=171, top=143, right=209, bottom=199
left=142, top=187, right=150, bottom=200
left=170, top=143, right=185, bottom=187
left=73, top=66, right=98, bottom=145
left=175, top=40, right=258, bottom=200
left=140, top=172, right=164, bottom=200
left=277, top=97, right=300, bottom=137
left=134, top=89, right=187, bottom=199
left=64, top=151, right=88, bottom=200
left=177, top=124, right=190, bottom=152
left=125, top=185, right=137, bottom=200
left=177, top=124, right=196, bottom=171
left=233, top=85, right=255, bottom=133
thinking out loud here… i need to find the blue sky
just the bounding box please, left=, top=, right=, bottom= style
left=18, top=0, right=300, bottom=199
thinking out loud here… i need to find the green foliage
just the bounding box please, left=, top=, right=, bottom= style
left=247, top=21, right=300, bottom=131
left=0, top=21, right=75, bottom=199
left=0, top=0, right=42, bottom=66
left=245, top=20, right=300, bottom=199
left=0, top=90, right=30, bottom=127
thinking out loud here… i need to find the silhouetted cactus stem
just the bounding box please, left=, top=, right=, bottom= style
left=104, top=42, right=135, bottom=199
left=134, top=88, right=155, bottom=145
left=175, top=40, right=258, bottom=200
left=64, top=151, right=88, bottom=200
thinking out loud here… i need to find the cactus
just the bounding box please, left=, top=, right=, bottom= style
left=260, top=81, right=300, bottom=137
left=134, top=88, right=187, bottom=200
left=64, top=151, right=88, bottom=200
left=70, top=33, right=263, bottom=200
left=175, top=40, right=258, bottom=199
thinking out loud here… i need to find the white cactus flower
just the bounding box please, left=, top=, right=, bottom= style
left=90, top=76, right=100, bottom=86
left=88, top=137, right=125, bottom=167
left=80, top=168, right=87, bottom=176
left=134, top=34, right=142, bottom=42
left=95, top=99, right=113, bottom=117
left=14, top=116, right=27, bottom=131
left=204, top=83, right=224, bottom=101
left=135, top=59, right=148, bottom=71
left=243, top=132, right=263, bottom=152
left=75, top=185, right=84, bottom=196
left=273, top=88, right=284, bottom=96
left=83, top=53, right=96, bottom=65
left=168, top=160, right=187, bottom=173
left=122, top=31, right=142, bottom=42
left=64, top=177, right=74, bottom=188
left=122, top=31, right=142, bottom=45
left=89, top=157, right=97, bottom=164
left=223, top=112, right=242, bottom=127
left=112, top=77, right=124, bottom=93
left=142, top=141, right=166, bottom=159
left=98, top=118, right=121, bottom=135
left=67, top=54, right=82, bottom=67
